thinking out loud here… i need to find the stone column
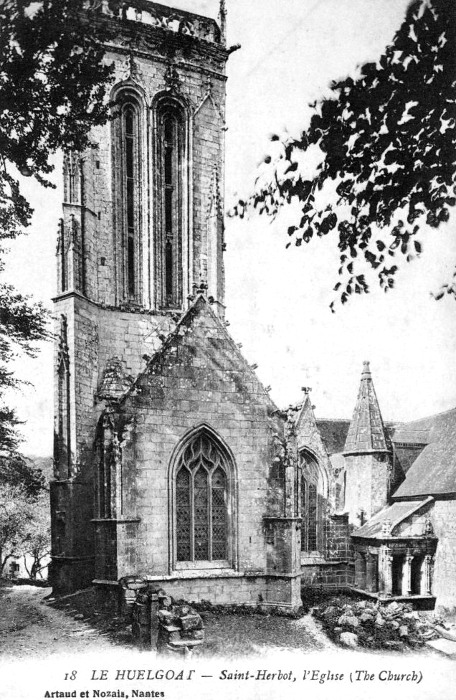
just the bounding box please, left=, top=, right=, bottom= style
left=379, top=545, right=393, bottom=596
left=423, top=555, right=433, bottom=595
left=402, top=551, right=413, bottom=596
left=366, top=552, right=378, bottom=593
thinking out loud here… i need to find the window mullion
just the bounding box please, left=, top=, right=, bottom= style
left=190, top=469, right=195, bottom=561
left=208, top=471, right=213, bottom=561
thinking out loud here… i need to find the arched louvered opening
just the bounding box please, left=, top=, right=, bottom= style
left=156, top=99, right=186, bottom=309
left=112, top=88, right=144, bottom=304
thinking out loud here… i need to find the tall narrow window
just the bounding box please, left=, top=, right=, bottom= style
left=125, top=108, right=135, bottom=297
left=300, top=451, right=324, bottom=554
left=175, top=431, right=230, bottom=564
left=157, top=103, right=184, bottom=309
left=59, top=219, right=68, bottom=293
left=119, top=101, right=141, bottom=301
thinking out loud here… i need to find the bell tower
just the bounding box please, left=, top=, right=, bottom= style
left=51, top=0, right=230, bottom=592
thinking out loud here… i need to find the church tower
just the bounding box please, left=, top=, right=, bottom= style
left=50, top=1, right=300, bottom=611
left=51, top=0, right=230, bottom=592
left=343, top=362, right=393, bottom=527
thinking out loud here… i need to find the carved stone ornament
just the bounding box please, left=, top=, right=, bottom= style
left=164, top=62, right=181, bottom=92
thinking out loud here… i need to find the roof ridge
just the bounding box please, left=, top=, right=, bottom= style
left=393, top=405, right=456, bottom=426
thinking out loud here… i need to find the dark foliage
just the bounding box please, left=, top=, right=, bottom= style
left=0, top=453, right=46, bottom=498
left=0, top=1, right=115, bottom=449
left=233, top=0, right=456, bottom=308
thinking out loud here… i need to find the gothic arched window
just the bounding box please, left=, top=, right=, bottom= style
left=122, top=102, right=140, bottom=300
left=300, top=451, right=325, bottom=554
left=113, top=94, right=143, bottom=303
left=175, top=431, right=230, bottom=564
left=156, top=101, right=185, bottom=309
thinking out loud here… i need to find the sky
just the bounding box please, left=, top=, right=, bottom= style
left=3, top=0, right=456, bottom=457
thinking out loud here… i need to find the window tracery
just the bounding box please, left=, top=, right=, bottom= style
left=300, top=451, right=324, bottom=554
left=175, top=432, right=230, bottom=563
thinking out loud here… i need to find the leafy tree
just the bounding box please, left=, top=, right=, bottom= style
left=0, top=484, right=35, bottom=575
left=0, top=453, right=45, bottom=497
left=0, top=458, right=49, bottom=577
left=0, top=286, right=51, bottom=451
left=233, top=0, right=456, bottom=308
left=21, top=491, right=51, bottom=580
left=0, top=0, right=115, bottom=446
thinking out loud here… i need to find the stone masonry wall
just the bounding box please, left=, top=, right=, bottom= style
left=431, top=499, right=456, bottom=611
left=62, top=21, right=228, bottom=310
left=98, top=298, right=302, bottom=606
left=344, top=454, right=390, bottom=526
left=118, top=300, right=280, bottom=577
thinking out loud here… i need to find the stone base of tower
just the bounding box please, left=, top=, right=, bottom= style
left=49, top=556, right=95, bottom=596
left=93, top=573, right=302, bottom=612
left=49, top=480, right=95, bottom=595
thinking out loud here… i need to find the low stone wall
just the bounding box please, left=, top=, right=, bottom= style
left=141, top=573, right=301, bottom=609
left=301, top=561, right=353, bottom=589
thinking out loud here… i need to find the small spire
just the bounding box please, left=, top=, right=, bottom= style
left=344, top=361, right=391, bottom=455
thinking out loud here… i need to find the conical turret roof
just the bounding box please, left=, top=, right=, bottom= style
left=343, top=361, right=391, bottom=455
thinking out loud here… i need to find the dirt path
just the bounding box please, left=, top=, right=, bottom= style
left=0, top=584, right=116, bottom=658
left=0, top=583, right=334, bottom=659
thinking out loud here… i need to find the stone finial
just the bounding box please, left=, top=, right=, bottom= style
left=219, top=0, right=227, bottom=44
left=195, top=281, right=208, bottom=296
left=301, top=386, right=312, bottom=395
left=381, top=519, right=392, bottom=537
left=97, top=358, right=133, bottom=401
left=424, top=515, right=434, bottom=536
left=361, top=360, right=371, bottom=378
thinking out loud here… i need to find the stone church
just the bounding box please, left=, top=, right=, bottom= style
left=50, top=0, right=456, bottom=612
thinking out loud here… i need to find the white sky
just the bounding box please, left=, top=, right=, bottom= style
left=3, top=0, right=456, bottom=456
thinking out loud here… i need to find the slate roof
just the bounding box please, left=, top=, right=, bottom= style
left=353, top=500, right=430, bottom=539
left=343, top=362, right=391, bottom=454
left=393, top=408, right=456, bottom=498
left=316, top=420, right=350, bottom=455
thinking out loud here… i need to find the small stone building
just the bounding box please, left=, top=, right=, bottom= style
left=339, top=366, right=456, bottom=611
left=49, top=0, right=456, bottom=613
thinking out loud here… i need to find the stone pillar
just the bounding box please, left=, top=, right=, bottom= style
left=402, top=551, right=413, bottom=596
left=354, top=552, right=366, bottom=589
left=423, top=555, right=433, bottom=595
left=379, top=545, right=393, bottom=596
left=366, top=552, right=378, bottom=593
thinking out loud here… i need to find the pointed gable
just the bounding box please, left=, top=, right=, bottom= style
left=344, top=361, right=391, bottom=455
left=122, top=293, right=278, bottom=414
left=295, top=393, right=330, bottom=461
